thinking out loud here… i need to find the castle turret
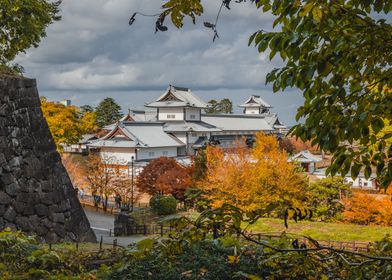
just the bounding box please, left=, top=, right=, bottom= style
left=239, top=95, right=272, bottom=115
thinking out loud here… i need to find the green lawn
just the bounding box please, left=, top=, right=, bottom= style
left=246, top=218, right=392, bottom=242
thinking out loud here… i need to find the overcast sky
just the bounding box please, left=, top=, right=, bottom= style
left=16, top=0, right=305, bottom=125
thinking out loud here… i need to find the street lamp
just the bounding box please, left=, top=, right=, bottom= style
left=130, top=155, right=134, bottom=212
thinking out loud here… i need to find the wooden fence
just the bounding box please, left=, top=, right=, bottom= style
left=118, top=224, right=179, bottom=237
left=249, top=232, right=371, bottom=252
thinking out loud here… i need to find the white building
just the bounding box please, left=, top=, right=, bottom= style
left=88, top=85, right=287, bottom=165
left=288, top=150, right=323, bottom=173
left=88, top=122, right=185, bottom=165
left=313, top=168, right=378, bottom=190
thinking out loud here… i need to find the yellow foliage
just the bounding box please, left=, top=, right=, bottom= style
left=227, top=255, right=240, bottom=264
left=200, top=133, right=308, bottom=213
left=80, top=111, right=98, bottom=134
left=40, top=98, right=82, bottom=151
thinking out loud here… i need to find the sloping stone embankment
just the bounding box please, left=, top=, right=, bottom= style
left=0, top=76, right=96, bottom=242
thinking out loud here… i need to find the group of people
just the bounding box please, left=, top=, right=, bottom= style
left=75, top=187, right=127, bottom=210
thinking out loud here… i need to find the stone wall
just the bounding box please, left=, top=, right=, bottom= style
left=0, top=76, right=96, bottom=242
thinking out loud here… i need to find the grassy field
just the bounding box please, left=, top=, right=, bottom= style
left=246, top=218, right=392, bottom=242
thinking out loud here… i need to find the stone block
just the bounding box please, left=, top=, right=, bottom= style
left=0, top=173, right=15, bottom=185
left=13, top=201, right=26, bottom=214
left=3, top=206, right=16, bottom=222
left=52, top=213, right=65, bottom=224
left=40, top=193, right=53, bottom=205
left=0, top=192, right=12, bottom=204
left=54, top=224, right=66, bottom=238
left=5, top=183, right=18, bottom=197
left=35, top=204, right=49, bottom=217
left=15, top=216, right=32, bottom=231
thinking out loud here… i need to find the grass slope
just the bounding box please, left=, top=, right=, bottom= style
left=247, top=218, right=392, bottom=242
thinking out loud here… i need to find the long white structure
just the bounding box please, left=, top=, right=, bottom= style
left=88, top=85, right=286, bottom=165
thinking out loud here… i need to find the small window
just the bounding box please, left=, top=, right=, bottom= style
left=148, top=151, right=155, bottom=157
left=190, top=114, right=196, bottom=119
left=191, top=133, right=197, bottom=137
left=162, top=151, right=168, bottom=156
left=167, top=114, right=176, bottom=119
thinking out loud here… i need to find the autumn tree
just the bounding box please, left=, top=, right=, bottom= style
left=40, top=97, right=82, bottom=151
left=200, top=133, right=308, bottom=213
left=343, top=191, right=392, bottom=226
left=0, top=0, right=61, bottom=73
left=130, top=0, right=392, bottom=187
left=79, top=111, right=98, bottom=134
left=85, top=154, right=114, bottom=211
left=110, top=166, right=142, bottom=211
left=137, top=157, right=191, bottom=200
left=95, top=97, right=122, bottom=128
left=61, top=153, right=89, bottom=190
left=279, top=136, right=318, bottom=155
left=156, top=166, right=192, bottom=201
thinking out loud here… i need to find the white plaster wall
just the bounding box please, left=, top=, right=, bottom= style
left=137, top=147, right=177, bottom=160
left=185, top=108, right=201, bottom=121
left=245, top=108, right=260, bottom=114
left=100, top=147, right=136, bottom=165
left=315, top=174, right=376, bottom=189
left=173, top=133, right=187, bottom=145
left=158, top=108, right=184, bottom=121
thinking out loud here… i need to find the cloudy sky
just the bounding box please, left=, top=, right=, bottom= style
left=16, top=0, right=305, bottom=125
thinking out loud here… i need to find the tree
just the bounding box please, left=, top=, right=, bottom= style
left=85, top=154, right=114, bottom=211
left=0, top=0, right=61, bottom=72
left=343, top=191, right=392, bottom=226
left=219, top=98, right=233, bottom=114
left=79, top=111, right=98, bottom=134
left=130, top=0, right=392, bottom=187
left=80, top=105, right=94, bottom=114
left=307, top=177, right=351, bottom=221
left=40, top=97, right=82, bottom=151
left=155, top=166, right=192, bottom=201
left=205, top=99, right=219, bottom=114
left=205, top=98, right=233, bottom=114
left=200, top=133, right=308, bottom=213
left=136, top=157, right=191, bottom=200
left=61, top=153, right=90, bottom=190
left=95, top=97, right=122, bottom=128
left=111, top=167, right=141, bottom=211
left=279, top=136, right=318, bottom=154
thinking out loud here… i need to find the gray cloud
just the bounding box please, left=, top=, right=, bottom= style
left=16, top=0, right=303, bottom=125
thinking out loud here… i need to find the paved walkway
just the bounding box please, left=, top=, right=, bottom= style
left=84, top=208, right=149, bottom=247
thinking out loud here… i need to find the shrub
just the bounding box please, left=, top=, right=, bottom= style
left=343, top=192, right=392, bottom=226
left=307, top=177, right=351, bottom=221
left=150, top=194, right=177, bottom=215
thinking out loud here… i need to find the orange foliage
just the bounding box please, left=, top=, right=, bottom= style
left=279, top=136, right=319, bottom=154
left=200, top=133, right=308, bottom=213
left=137, top=157, right=192, bottom=201
left=61, top=154, right=89, bottom=189
left=343, top=192, right=392, bottom=226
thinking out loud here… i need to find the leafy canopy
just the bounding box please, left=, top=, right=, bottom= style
left=0, top=0, right=61, bottom=68
left=200, top=133, right=308, bottom=213
left=205, top=98, right=233, bottom=114
left=131, top=0, right=392, bottom=187
left=40, top=99, right=98, bottom=150
left=40, top=98, right=82, bottom=151
left=95, top=97, right=122, bottom=128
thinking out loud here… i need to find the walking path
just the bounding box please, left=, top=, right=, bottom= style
left=84, top=208, right=149, bottom=247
